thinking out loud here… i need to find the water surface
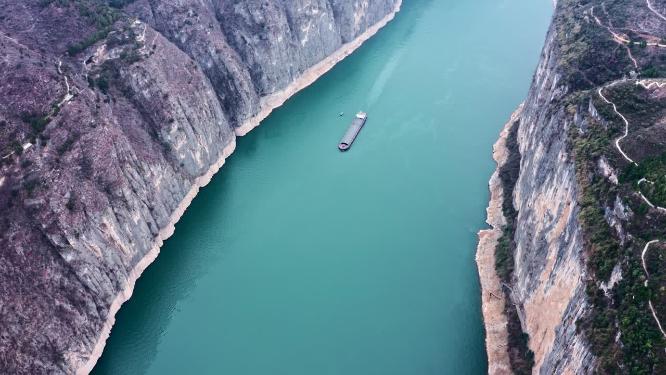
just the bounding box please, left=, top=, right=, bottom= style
left=94, top=1, right=552, bottom=373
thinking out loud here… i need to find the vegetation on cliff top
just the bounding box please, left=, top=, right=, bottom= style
left=570, top=98, right=666, bottom=373
left=492, top=0, right=666, bottom=372
left=567, top=68, right=666, bottom=375
left=38, top=0, right=123, bottom=56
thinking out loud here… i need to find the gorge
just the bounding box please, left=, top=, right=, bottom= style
left=3, top=0, right=666, bottom=374
left=93, top=1, right=552, bottom=373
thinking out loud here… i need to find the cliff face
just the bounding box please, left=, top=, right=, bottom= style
left=510, top=26, right=595, bottom=374
left=478, top=19, right=596, bottom=375
left=479, top=0, right=666, bottom=373
left=0, top=0, right=400, bottom=373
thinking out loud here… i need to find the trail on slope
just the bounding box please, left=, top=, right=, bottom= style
left=0, top=31, right=19, bottom=45
left=597, top=82, right=637, bottom=165
left=641, top=240, right=666, bottom=339
left=56, top=60, right=74, bottom=109
left=590, top=3, right=666, bottom=72
left=598, top=78, right=666, bottom=211
left=590, top=6, right=638, bottom=68
left=637, top=79, right=666, bottom=89
left=637, top=178, right=666, bottom=213
left=598, top=80, right=666, bottom=339
left=1, top=51, right=74, bottom=160
left=646, top=0, right=666, bottom=22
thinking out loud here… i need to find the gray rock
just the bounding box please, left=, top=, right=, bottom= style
left=0, top=0, right=400, bottom=373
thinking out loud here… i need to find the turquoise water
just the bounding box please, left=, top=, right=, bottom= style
left=93, top=1, right=552, bottom=374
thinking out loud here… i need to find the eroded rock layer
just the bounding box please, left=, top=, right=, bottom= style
left=0, top=1, right=400, bottom=373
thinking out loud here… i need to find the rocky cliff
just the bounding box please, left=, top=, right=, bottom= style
left=509, top=24, right=595, bottom=374
left=0, top=0, right=400, bottom=373
left=479, top=0, right=666, bottom=374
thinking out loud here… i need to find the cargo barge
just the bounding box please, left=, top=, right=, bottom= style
left=338, top=112, right=368, bottom=151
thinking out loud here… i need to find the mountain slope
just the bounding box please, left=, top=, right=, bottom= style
left=478, top=0, right=666, bottom=373
left=0, top=1, right=400, bottom=373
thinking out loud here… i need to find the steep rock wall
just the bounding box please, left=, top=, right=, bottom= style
left=480, top=0, right=666, bottom=371
left=0, top=1, right=401, bottom=373
left=478, top=12, right=595, bottom=375
left=511, top=26, right=595, bottom=374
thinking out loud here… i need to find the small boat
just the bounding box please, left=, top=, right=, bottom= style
left=338, top=112, right=367, bottom=151
left=338, top=112, right=344, bottom=117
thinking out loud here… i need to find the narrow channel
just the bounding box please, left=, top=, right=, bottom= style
left=94, top=0, right=552, bottom=373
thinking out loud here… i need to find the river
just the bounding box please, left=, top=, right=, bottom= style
left=93, top=0, right=552, bottom=373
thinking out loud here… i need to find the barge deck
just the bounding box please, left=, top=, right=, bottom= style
left=338, top=112, right=367, bottom=151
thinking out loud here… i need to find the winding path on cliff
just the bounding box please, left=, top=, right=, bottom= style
left=598, top=77, right=666, bottom=212
left=1, top=57, right=73, bottom=160
left=597, top=79, right=666, bottom=340
left=590, top=6, right=639, bottom=69
left=0, top=30, right=20, bottom=49
left=641, top=240, right=666, bottom=339
left=590, top=2, right=666, bottom=70
left=597, top=81, right=637, bottom=165
left=637, top=178, right=666, bottom=213
left=646, top=0, right=666, bottom=22
left=56, top=60, right=74, bottom=109
left=632, top=79, right=666, bottom=217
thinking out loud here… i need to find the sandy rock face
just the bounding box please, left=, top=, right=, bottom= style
left=511, top=27, right=595, bottom=375
left=476, top=106, right=523, bottom=375
left=0, top=0, right=400, bottom=373
left=478, top=11, right=595, bottom=375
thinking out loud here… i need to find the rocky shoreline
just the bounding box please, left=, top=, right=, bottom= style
left=476, top=106, right=522, bottom=375
left=235, top=0, right=403, bottom=136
